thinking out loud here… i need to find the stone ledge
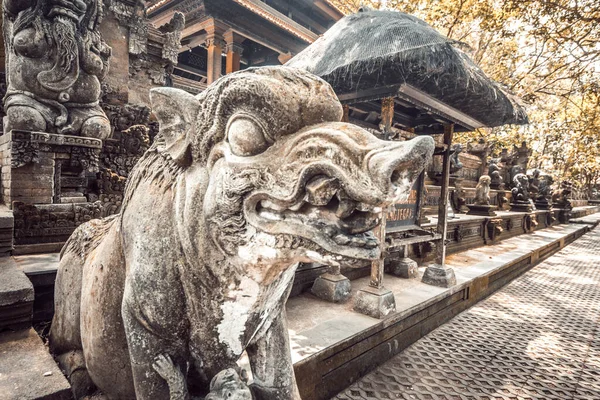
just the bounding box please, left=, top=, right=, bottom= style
left=0, top=257, right=33, bottom=330
left=0, top=328, right=71, bottom=400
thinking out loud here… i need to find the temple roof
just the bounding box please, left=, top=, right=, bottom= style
left=287, top=9, right=529, bottom=131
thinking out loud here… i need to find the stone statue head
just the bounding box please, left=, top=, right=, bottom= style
left=478, top=175, right=491, bottom=186
left=146, top=66, right=435, bottom=273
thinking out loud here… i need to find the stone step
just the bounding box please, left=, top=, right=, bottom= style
left=0, top=206, right=14, bottom=256
left=0, top=329, right=71, bottom=400
left=0, top=257, right=33, bottom=331
left=14, top=253, right=60, bottom=323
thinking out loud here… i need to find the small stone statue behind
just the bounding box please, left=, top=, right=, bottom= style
left=552, top=180, right=573, bottom=223
left=467, top=175, right=497, bottom=216
left=449, top=143, right=464, bottom=176
left=2, top=0, right=111, bottom=138
left=488, top=158, right=504, bottom=190
left=510, top=173, right=532, bottom=212
left=552, top=180, right=573, bottom=210
left=535, top=172, right=554, bottom=210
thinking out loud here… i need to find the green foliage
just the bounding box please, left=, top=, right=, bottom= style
left=329, top=0, right=600, bottom=193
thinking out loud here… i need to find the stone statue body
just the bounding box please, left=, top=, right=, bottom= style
left=49, top=67, right=434, bottom=399
left=527, top=169, right=540, bottom=199
left=2, top=0, right=111, bottom=137
left=474, top=175, right=491, bottom=205
left=511, top=173, right=530, bottom=203
left=552, top=180, right=573, bottom=209
left=488, top=158, right=504, bottom=189
left=449, top=143, right=463, bottom=175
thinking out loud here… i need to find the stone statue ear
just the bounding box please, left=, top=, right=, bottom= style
left=150, top=87, right=200, bottom=166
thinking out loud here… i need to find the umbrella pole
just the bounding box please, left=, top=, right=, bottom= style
left=353, top=97, right=396, bottom=319
left=422, top=123, right=457, bottom=287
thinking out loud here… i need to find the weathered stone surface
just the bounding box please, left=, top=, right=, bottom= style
left=311, top=273, right=352, bottom=303
left=2, top=0, right=111, bottom=138
left=0, top=257, right=33, bottom=330
left=49, top=66, right=434, bottom=399
left=0, top=329, right=71, bottom=400
left=422, top=264, right=457, bottom=288
left=388, top=257, right=418, bottom=279
left=353, top=286, right=396, bottom=319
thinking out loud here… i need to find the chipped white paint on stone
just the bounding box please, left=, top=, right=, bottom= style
left=218, top=277, right=260, bottom=356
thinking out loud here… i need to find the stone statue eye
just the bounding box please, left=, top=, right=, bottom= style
left=227, top=114, right=271, bottom=156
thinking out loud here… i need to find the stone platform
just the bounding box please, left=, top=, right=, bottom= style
left=335, top=222, right=600, bottom=400
left=0, top=329, right=70, bottom=400
left=288, top=215, right=600, bottom=400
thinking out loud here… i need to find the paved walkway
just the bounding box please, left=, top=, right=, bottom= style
left=334, top=226, right=600, bottom=400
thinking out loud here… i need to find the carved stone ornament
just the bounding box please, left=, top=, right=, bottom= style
left=2, top=0, right=112, bottom=138
left=161, top=12, right=186, bottom=64
left=50, top=67, right=435, bottom=399
left=486, top=218, right=504, bottom=242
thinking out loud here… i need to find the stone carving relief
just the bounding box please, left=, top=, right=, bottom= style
left=2, top=0, right=111, bottom=138
left=535, top=173, right=554, bottom=209
left=127, top=12, right=185, bottom=86
left=160, top=12, right=185, bottom=64
left=50, top=67, right=435, bottom=399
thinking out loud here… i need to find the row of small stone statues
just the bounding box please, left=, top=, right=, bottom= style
left=471, top=168, right=574, bottom=214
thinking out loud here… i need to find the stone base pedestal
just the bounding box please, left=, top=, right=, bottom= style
left=389, top=257, right=418, bottom=279
left=554, top=208, right=572, bottom=224
left=510, top=202, right=532, bottom=212
left=467, top=204, right=497, bottom=216
left=311, top=273, right=351, bottom=303
left=353, top=286, right=396, bottom=319
left=535, top=201, right=551, bottom=210
left=422, top=264, right=457, bottom=288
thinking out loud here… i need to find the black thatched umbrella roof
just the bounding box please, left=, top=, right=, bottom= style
left=287, top=9, right=528, bottom=130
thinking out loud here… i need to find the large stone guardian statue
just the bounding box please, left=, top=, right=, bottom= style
left=2, top=0, right=111, bottom=138
left=49, top=67, right=434, bottom=399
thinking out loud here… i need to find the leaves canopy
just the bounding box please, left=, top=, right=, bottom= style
left=329, top=0, right=600, bottom=193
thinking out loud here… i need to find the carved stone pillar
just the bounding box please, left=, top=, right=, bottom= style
left=224, top=31, right=244, bottom=74
left=205, top=32, right=225, bottom=84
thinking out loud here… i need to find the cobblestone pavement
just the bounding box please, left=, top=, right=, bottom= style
left=334, top=227, right=600, bottom=400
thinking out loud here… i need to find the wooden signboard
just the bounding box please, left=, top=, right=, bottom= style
left=386, top=178, right=422, bottom=229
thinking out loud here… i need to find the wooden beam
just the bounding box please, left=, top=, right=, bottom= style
left=397, top=85, right=485, bottom=131
left=436, top=123, right=454, bottom=266
left=179, top=33, right=207, bottom=53
left=230, top=0, right=319, bottom=43
left=337, top=85, right=402, bottom=104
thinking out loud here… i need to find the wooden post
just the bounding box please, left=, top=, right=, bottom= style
left=369, top=218, right=386, bottom=289
left=436, top=123, right=454, bottom=266
left=422, top=123, right=457, bottom=288
left=342, top=104, right=349, bottom=122
left=224, top=31, right=243, bottom=74
left=381, top=97, right=394, bottom=140
left=354, top=97, right=396, bottom=318
left=368, top=97, right=394, bottom=289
